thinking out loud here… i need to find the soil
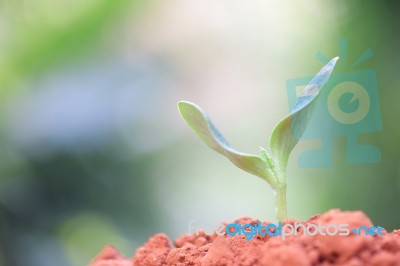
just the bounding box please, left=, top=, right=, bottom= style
left=89, top=209, right=400, bottom=266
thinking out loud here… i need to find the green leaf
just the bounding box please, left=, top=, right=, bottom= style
left=178, top=101, right=277, bottom=186
left=269, top=57, right=339, bottom=171
left=259, top=146, right=277, bottom=176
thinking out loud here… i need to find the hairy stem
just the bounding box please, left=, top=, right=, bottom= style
left=274, top=183, right=287, bottom=222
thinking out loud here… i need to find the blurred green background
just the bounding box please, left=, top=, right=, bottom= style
left=0, top=0, right=399, bottom=265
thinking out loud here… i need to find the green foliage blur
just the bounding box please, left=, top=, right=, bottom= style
left=0, top=1, right=399, bottom=265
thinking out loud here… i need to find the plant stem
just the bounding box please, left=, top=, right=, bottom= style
left=274, top=183, right=287, bottom=222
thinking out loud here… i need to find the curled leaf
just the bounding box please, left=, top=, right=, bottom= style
left=269, top=57, right=339, bottom=172
left=178, top=101, right=277, bottom=186
left=259, top=146, right=277, bottom=176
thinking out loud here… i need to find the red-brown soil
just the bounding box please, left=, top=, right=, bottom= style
left=90, top=209, right=400, bottom=266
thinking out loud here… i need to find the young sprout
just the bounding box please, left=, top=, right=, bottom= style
left=178, top=57, right=339, bottom=221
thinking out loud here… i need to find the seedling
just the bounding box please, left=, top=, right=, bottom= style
left=178, top=57, right=339, bottom=221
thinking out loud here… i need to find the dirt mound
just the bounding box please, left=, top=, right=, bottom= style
left=90, top=209, right=400, bottom=266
